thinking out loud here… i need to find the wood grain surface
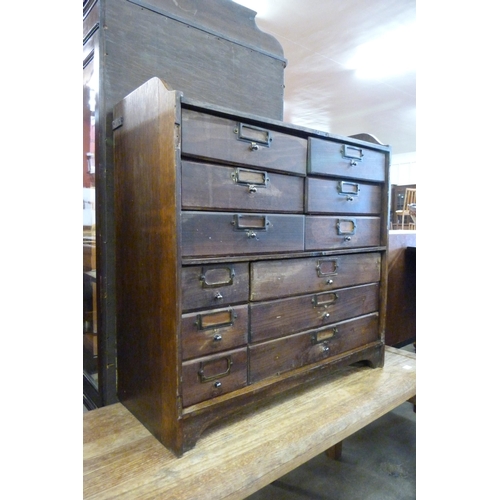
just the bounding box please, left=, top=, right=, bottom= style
left=84, top=347, right=415, bottom=499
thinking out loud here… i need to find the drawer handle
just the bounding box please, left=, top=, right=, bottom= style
left=236, top=122, right=272, bottom=147
left=231, top=167, right=269, bottom=189
left=195, top=308, right=234, bottom=331
left=311, top=327, right=338, bottom=344
left=198, top=356, right=233, bottom=383
left=336, top=219, right=357, bottom=236
left=312, top=292, right=339, bottom=308
left=338, top=181, right=360, bottom=199
left=232, top=214, right=269, bottom=231
left=214, top=381, right=222, bottom=388
left=200, top=266, right=235, bottom=288
left=214, top=292, right=224, bottom=300
left=213, top=334, right=222, bottom=342
left=341, top=144, right=364, bottom=162
left=316, top=258, right=339, bottom=277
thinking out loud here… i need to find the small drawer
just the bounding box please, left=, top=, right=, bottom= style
left=182, top=348, right=248, bottom=407
left=249, top=313, right=379, bottom=383
left=250, top=253, right=381, bottom=301
left=305, top=216, right=381, bottom=250
left=182, top=305, right=248, bottom=360
left=182, top=211, right=305, bottom=257
left=308, top=137, right=386, bottom=182
left=182, top=262, right=249, bottom=311
left=306, top=178, right=381, bottom=214
left=182, top=161, right=304, bottom=213
left=250, top=283, right=379, bottom=342
left=181, top=109, right=307, bottom=176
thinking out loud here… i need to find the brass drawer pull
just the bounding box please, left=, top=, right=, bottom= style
left=198, top=356, right=233, bottom=383
left=200, top=266, right=235, bottom=288
left=337, top=181, right=360, bottom=200
left=316, top=258, right=339, bottom=277
left=232, top=214, right=269, bottom=231
left=231, top=167, right=269, bottom=190
left=341, top=144, right=364, bottom=162
left=195, top=308, right=234, bottom=331
left=311, top=327, right=338, bottom=344
left=336, top=219, right=357, bottom=236
left=236, top=122, right=272, bottom=147
left=312, top=292, right=339, bottom=308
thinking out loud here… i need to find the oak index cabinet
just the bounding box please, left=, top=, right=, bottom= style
left=113, top=77, right=391, bottom=455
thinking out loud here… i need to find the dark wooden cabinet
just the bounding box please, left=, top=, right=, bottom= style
left=83, top=0, right=287, bottom=408
left=113, top=77, right=391, bottom=455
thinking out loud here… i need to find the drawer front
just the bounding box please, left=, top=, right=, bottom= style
left=182, top=211, right=305, bottom=257
left=182, top=109, right=307, bottom=176
left=182, top=305, right=248, bottom=360
left=250, top=283, right=379, bottom=342
left=305, top=216, right=381, bottom=250
left=182, top=262, right=249, bottom=311
left=306, top=177, right=381, bottom=214
left=249, top=313, right=379, bottom=383
left=182, top=161, right=304, bottom=213
left=182, top=348, right=248, bottom=407
left=308, top=137, right=385, bottom=182
left=251, top=253, right=381, bottom=301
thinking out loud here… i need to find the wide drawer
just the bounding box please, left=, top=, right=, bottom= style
left=182, top=262, right=249, bottom=311
left=250, top=252, right=381, bottom=301
left=249, top=313, right=379, bottom=383
left=250, top=283, right=379, bottom=342
left=305, top=216, right=381, bottom=250
left=181, top=109, right=307, bottom=176
left=308, top=137, right=386, bottom=182
left=182, top=305, right=248, bottom=360
left=182, top=161, right=304, bottom=213
left=306, top=177, right=381, bottom=214
left=182, top=348, right=248, bottom=407
left=182, top=211, right=305, bottom=257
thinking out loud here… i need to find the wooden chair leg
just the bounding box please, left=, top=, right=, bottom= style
left=325, top=441, right=343, bottom=460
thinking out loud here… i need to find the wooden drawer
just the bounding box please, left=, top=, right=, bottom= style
left=182, top=305, right=248, bottom=360
left=250, top=283, right=379, bottom=342
left=182, top=161, right=304, bottom=213
left=308, top=137, right=385, bottom=182
left=305, top=216, right=381, bottom=250
left=250, top=253, right=381, bottom=301
left=182, top=211, right=305, bottom=257
left=306, top=177, right=381, bottom=214
left=182, top=109, right=307, bottom=176
left=182, top=348, right=248, bottom=407
left=249, top=313, right=379, bottom=383
left=182, top=262, right=249, bottom=312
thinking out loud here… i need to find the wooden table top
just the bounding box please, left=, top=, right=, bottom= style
left=83, top=346, right=416, bottom=500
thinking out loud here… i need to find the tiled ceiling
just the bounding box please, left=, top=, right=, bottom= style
left=233, top=0, right=416, bottom=155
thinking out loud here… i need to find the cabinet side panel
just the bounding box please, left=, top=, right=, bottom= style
left=114, top=78, right=182, bottom=450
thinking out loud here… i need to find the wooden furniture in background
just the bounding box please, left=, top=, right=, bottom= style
left=113, top=77, right=391, bottom=455
left=394, top=188, right=416, bottom=230
left=83, top=346, right=416, bottom=500
left=385, top=231, right=416, bottom=347
left=83, top=0, right=286, bottom=408
left=390, top=184, right=416, bottom=229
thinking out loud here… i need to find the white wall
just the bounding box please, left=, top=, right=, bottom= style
left=390, top=152, right=416, bottom=185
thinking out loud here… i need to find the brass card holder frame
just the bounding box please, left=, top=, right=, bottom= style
left=311, top=326, right=338, bottom=344
left=236, top=122, right=272, bottom=148
left=195, top=308, right=235, bottom=331
left=231, top=167, right=270, bottom=193
left=198, top=356, right=233, bottom=383
left=342, top=144, right=364, bottom=166
left=200, top=266, right=236, bottom=288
